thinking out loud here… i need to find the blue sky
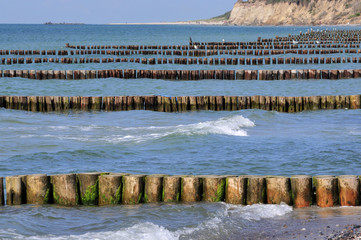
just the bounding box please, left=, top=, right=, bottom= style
left=0, top=0, right=236, bottom=24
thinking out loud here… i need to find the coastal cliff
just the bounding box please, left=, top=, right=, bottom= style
left=226, top=0, right=361, bottom=25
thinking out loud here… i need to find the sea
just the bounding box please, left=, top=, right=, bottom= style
left=0, top=24, right=361, bottom=239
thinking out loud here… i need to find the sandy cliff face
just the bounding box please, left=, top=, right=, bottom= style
left=228, top=0, right=361, bottom=25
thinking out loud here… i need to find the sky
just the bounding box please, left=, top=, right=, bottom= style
left=0, top=0, right=236, bottom=24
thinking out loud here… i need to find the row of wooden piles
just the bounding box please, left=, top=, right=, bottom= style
left=0, top=95, right=360, bottom=113
left=1, top=69, right=361, bottom=80
left=2, top=174, right=361, bottom=208
left=2, top=56, right=361, bottom=65
left=1, top=48, right=361, bottom=56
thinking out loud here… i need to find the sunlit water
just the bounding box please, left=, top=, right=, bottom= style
left=0, top=24, right=360, bottom=239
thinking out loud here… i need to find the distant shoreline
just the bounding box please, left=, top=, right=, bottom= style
left=107, top=21, right=229, bottom=26
left=107, top=21, right=360, bottom=27
left=44, top=22, right=85, bottom=25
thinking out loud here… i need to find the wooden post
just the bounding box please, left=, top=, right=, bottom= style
left=144, top=174, right=164, bottom=203
left=225, top=176, right=247, bottom=204
left=202, top=176, right=226, bottom=202
left=163, top=175, right=181, bottom=203
left=290, top=175, right=312, bottom=208
left=0, top=177, right=3, bottom=205
left=77, top=173, right=100, bottom=205
left=51, top=174, right=78, bottom=206
left=99, top=174, right=124, bottom=205
left=26, top=174, right=51, bottom=204
left=122, top=175, right=145, bottom=204
left=181, top=176, right=202, bottom=203
left=246, top=176, right=266, bottom=205
left=314, top=175, right=339, bottom=207
left=236, top=70, right=245, bottom=80
left=91, top=97, right=102, bottom=111
left=338, top=175, right=360, bottom=206
left=326, top=95, right=335, bottom=109
left=350, top=95, right=361, bottom=109
left=6, top=176, right=26, bottom=205
left=266, top=176, right=292, bottom=205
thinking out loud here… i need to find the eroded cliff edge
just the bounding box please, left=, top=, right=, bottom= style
left=227, top=0, right=361, bottom=25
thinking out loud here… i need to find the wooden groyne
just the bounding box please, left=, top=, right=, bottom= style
left=2, top=56, right=361, bottom=65
left=0, top=95, right=360, bottom=113
left=2, top=173, right=361, bottom=208
left=1, top=48, right=360, bottom=57
left=1, top=69, right=361, bottom=80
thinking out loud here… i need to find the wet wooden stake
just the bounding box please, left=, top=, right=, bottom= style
left=202, top=176, right=226, bottom=202
left=350, top=95, right=361, bottom=109
left=163, top=175, right=181, bottom=203
left=122, top=174, right=145, bottom=204
left=338, top=175, right=360, bottom=206
left=144, top=174, right=164, bottom=203
left=6, top=176, right=26, bottom=205
left=51, top=174, right=78, bottom=206
left=266, top=176, right=292, bottom=205
left=77, top=172, right=100, bottom=205
left=0, top=177, right=3, bottom=205
left=246, top=176, right=266, bottom=205
left=225, top=176, right=247, bottom=204
left=26, top=174, right=51, bottom=204
left=181, top=176, right=202, bottom=203
left=290, top=175, right=312, bottom=208
left=99, top=174, right=123, bottom=205
left=314, top=175, right=339, bottom=207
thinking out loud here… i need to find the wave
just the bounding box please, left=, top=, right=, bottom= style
left=12, top=115, right=255, bottom=144
left=100, top=115, right=254, bottom=143
left=0, top=223, right=177, bottom=240
left=174, top=203, right=293, bottom=238
left=0, top=204, right=292, bottom=240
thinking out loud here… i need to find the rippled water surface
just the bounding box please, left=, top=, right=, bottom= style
left=0, top=24, right=360, bottom=239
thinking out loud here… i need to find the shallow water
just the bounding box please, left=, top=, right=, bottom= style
left=0, top=24, right=360, bottom=239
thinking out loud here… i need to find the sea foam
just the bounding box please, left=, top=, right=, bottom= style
left=101, top=115, right=255, bottom=143
left=0, top=204, right=292, bottom=240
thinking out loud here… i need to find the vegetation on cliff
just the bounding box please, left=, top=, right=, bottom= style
left=226, top=0, right=361, bottom=25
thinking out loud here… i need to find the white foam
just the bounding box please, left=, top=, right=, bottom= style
left=13, top=115, right=255, bottom=143
left=0, top=204, right=292, bottom=240
left=175, top=203, right=293, bottom=236
left=101, top=115, right=255, bottom=143
left=1, top=223, right=178, bottom=240
left=229, top=203, right=293, bottom=221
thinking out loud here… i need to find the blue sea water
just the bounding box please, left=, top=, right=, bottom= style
left=0, top=24, right=360, bottom=239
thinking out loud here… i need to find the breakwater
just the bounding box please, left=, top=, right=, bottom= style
left=1, top=69, right=361, bottom=80
left=2, top=56, right=361, bottom=65
left=1, top=95, right=360, bottom=113
left=2, top=173, right=360, bottom=208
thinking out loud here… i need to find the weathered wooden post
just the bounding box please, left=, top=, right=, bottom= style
left=26, top=174, right=51, bottom=204
left=350, top=95, right=361, bottom=109
left=0, top=177, right=3, bottom=205
left=144, top=174, right=164, bottom=203
left=122, top=174, right=145, bottom=204
left=225, top=176, right=247, bottom=204
left=6, top=176, right=26, bottom=205
left=90, top=97, right=102, bottom=111
left=314, top=175, right=339, bottom=207
left=181, top=176, right=202, bottom=203
left=77, top=172, right=100, bottom=205
left=246, top=176, right=266, bottom=205
left=338, top=175, right=360, bottom=206
left=162, top=175, right=181, bottom=203
left=202, top=176, right=226, bottom=202
left=51, top=174, right=78, bottom=206
left=98, top=174, right=125, bottom=205
left=266, top=176, right=292, bottom=205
